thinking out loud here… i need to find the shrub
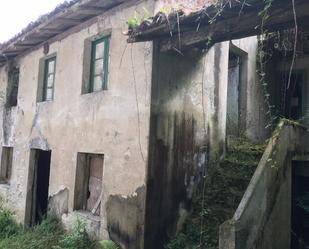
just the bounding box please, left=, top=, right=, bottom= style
left=54, top=220, right=95, bottom=249
left=0, top=215, right=63, bottom=249
left=100, top=240, right=120, bottom=249
left=0, top=208, right=20, bottom=239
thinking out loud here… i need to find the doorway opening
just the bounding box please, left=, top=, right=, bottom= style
left=227, top=51, right=241, bottom=137
left=291, top=161, right=309, bottom=249
left=226, top=43, right=248, bottom=140
left=25, top=149, right=51, bottom=226
left=283, top=71, right=307, bottom=122
left=279, top=69, right=309, bottom=125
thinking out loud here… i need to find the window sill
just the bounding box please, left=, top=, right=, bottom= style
left=81, top=89, right=107, bottom=96
left=37, top=100, right=54, bottom=104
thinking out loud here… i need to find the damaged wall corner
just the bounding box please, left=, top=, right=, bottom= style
left=48, top=188, right=69, bottom=218
left=106, top=186, right=146, bottom=249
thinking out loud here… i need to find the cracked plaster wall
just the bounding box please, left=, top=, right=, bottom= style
left=0, top=0, right=155, bottom=246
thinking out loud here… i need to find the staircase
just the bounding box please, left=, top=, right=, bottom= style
left=165, top=139, right=265, bottom=249
left=200, top=140, right=265, bottom=248
left=219, top=120, right=309, bottom=249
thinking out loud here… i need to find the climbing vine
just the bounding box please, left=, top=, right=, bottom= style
left=257, top=0, right=276, bottom=131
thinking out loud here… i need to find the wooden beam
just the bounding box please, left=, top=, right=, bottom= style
left=2, top=51, right=22, bottom=56
left=21, top=32, right=52, bottom=43
left=127, top=0, right=265, bottom=43
left=57, top=17, right=83, bottom=26
left=39, top=27, right=64, bottom=34
left=77, top=5, right=105, bottom=15
left=159, top=0, right=309, bottom=52
left=14, top=43, right=39, bottom=48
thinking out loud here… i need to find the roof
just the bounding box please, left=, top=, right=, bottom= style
left=0, top=0, right=129, bottom=65
left=127, top=0, right=309, bottom=52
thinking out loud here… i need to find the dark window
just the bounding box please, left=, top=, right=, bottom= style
left=74, top=153, right=104, bottom=216
left=0, top=147, right=13, bottom=184
left=88, top=36, right=110, bottom=93
left=7, top=68, right=19, bottom=107
left=42, top=57, right=56, bottom=101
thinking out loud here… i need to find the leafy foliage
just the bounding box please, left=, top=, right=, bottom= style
left=127, top=8, right=151, bottom=30
left=53, top=220, right=95, bottom=249
left=0, top=207, right=96, bottom=249
left=0, top=209, right=20, bottom=240
left=0, top=215, right=62, bottom=249
left=100, top=240, right=120, bottom=249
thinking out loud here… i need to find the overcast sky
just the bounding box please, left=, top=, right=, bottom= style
left=0, top=0, right=66, bottom=43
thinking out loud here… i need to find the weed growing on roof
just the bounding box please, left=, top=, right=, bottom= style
left=127, top=8, right=152, bottom=31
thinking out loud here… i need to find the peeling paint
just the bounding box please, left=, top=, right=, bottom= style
left=106, top=186, right=146, bottom=249
left=48, top=188, right=69, bottom=218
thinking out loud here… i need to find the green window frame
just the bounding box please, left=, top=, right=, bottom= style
left=89, top=36, right=110, bottom=93
left=43, top=57, right=56, bottom=101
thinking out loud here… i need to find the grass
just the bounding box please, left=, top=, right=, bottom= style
left=99, top=240, right=120, bottom=249
left=165, top=139, right=266, bottom=249
left=0, top=208, right=99, bottom=249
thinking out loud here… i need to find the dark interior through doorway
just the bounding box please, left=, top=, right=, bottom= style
left=291, top=161, right=309, bottom=249
left=284, top=71, right=306, bottom=121
left=26, top=149, right=51, bottom=226
left=226, top=44, right=248, bottom=140
left=227, top=51, right=241, bottom=137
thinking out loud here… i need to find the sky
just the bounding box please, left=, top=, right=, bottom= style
left=0, top=0, right=66, bottom=43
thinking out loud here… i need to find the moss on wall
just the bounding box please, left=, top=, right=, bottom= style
left=165, top=139, right=266, bottom=249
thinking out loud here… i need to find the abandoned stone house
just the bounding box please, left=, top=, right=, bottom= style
left=0, top=0, right=309, bottom=249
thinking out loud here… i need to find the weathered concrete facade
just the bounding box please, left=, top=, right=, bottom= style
left=143, top=36, right=268, bottom=248
left=0, top=1, right=155, bottom=248
left=0, top=1, right=268, bottom=248
left=145, top=43, right=229, bottom=248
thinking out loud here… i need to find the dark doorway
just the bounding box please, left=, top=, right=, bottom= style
left=227, top=51, right=241, bottom=137
left=291, top=161, right=309, bottom=249
left=25, top=149, right=51, bottom=226
left=284, top=71, right=306, bottom=121
left=226, top=44, right=248, bottom=139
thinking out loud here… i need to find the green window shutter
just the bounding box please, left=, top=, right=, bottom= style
left=89, top=36, right=110, bottom=93
left=43, top=57, right=56, bottom=101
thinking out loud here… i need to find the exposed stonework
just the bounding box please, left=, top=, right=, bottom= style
left=106, top=186, right=146, bottom=249
left=48, top=188, right=69, bottom=218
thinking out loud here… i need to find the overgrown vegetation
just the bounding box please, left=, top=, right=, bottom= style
left=165, top=140, right=266, bottom=249
left=100, top=240, right=120, bottom=249
left=0, top=207, right=101, bottom=249
left=127, top=8, right=152, bottom=31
